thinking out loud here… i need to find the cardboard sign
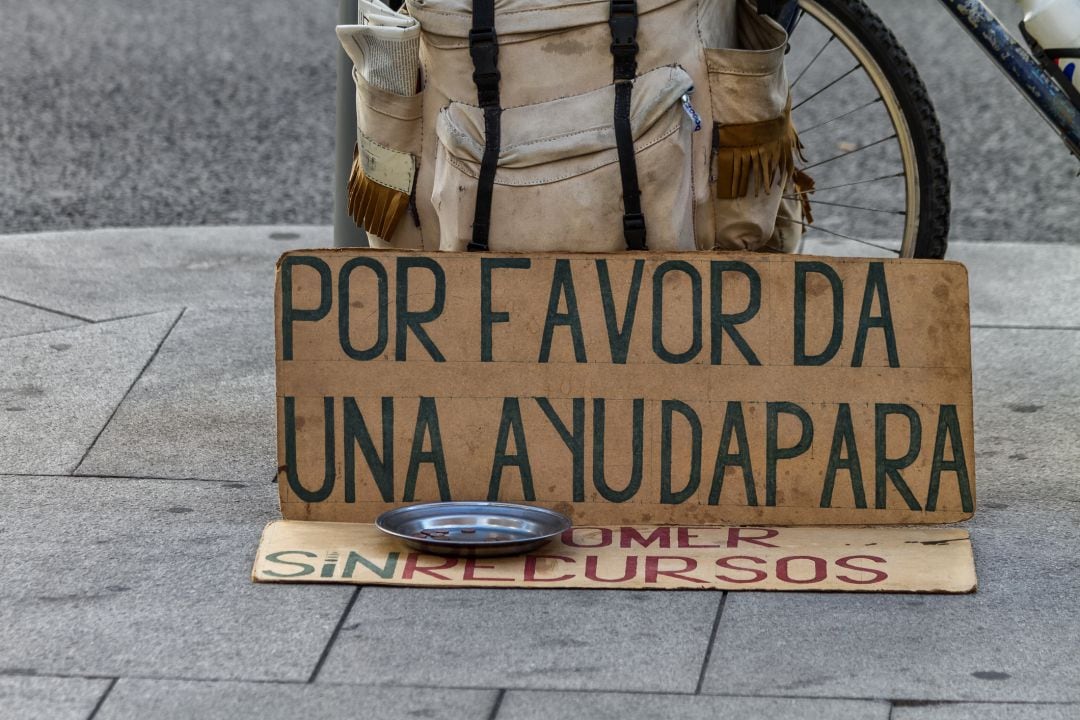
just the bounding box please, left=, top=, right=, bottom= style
left=252, top=520, right=977, bottom=593
left=276, top=250, right=975, bottom=525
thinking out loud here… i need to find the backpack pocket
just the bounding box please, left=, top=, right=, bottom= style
left=337, top=10, right=424, bottom=246
left=431, top=65, right=698, bottom=252
left=705, top=0, right=804, bottom=251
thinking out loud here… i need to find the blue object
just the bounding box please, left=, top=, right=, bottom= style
left=682, top=93, right=703, bottom=131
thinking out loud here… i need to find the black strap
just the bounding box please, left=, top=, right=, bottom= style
left=1045, top=47, right=1080, bottom=61
left=609, top=0, right=646, bottom=250
left=755, top=0, right=787, bottom=18
left=468, top=0, right=501, bottom=252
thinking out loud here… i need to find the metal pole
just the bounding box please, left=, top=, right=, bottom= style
left=334, top=0, right=367, bottom=247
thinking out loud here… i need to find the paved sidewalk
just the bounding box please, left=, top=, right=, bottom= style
left=0, top=226, right=1077, bottom=720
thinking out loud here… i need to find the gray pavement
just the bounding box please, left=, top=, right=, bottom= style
left=2, top=0, right=1080, bottom=246
left=0, top=1, right=337, bottom=235
left=0, top=225, right=1077, bottom=719
left=0, top=677, right=110, bottom=720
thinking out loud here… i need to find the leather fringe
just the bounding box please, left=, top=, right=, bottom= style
left=714, top=106, right=807, bottom=201
left=346, top=144, right=411, bottom=240
left=793, top=166, right=815, bottom=226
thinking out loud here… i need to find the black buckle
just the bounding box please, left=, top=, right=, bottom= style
left=469, top=27, right=498, bottom=70
left=609, top=0, right=638, bottom=44
left=469, top=27, right=501, bottom=106
left=610, top=40, right=639, bottom=62
left=623, top=212, right=646, bottom=250
left=609, top=0, right=638, bottom=80
left=611, top=44, right=638, bottom=81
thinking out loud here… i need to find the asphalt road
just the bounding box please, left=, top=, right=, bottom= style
left=1, top=0, right=1077, bottom=244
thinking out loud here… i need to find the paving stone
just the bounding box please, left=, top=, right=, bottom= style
left=0, top=298, right=85, bottom=340
left=697, top=506, right=1080, bottom=702
left=96, top=679, right=496, bottom=720
left=955, top=244, right=1080, bottom=330
left=699, top=328, right=1080, bottom=703
left=893, top=702, right=1080, bottom=720
left=700, top=532, right=1075, bottom=701
left=970, top=328, right=1080, bottom=512
left=0, top=676, right=110, bottom=720
left=0, top=476, right=352, bottom=681
left=79, top=306, right=275, bottom=483
left=318, top=587, right=721, bottom=692
left=0, top=311, right=181, bottom=474
left=0, top=226, right=329, bottom=320
left=498, top=690, right=890, bottom=720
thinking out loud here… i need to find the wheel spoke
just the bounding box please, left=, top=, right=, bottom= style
left=792, top=198, right=905, bottom=215
left=783, top=172, right=906, bottom=196
left=793, top=221, right=902, bottom=254
left=792, top=65, right=859, bottom=112
left=790, top=35, right=835, bottom=91
left=802, top=134, right=897, bottom=171
left=795, top=97, right=882, bottom=134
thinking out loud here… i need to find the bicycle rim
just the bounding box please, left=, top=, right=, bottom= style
left=789, top=1, right=923, bottom=258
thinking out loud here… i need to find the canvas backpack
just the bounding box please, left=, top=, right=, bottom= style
left=337, top=0, right=813, bottom=253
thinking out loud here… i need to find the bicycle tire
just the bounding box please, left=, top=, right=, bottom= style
left=794, top=0, right=951, bottom=258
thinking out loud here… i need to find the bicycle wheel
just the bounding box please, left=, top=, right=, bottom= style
left=784, top=0, right=951, bottom=258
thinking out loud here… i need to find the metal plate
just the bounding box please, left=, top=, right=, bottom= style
left=375, top=502, right=572, bottom=557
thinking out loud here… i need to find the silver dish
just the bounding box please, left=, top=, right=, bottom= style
left=375, top=502, right=572, bottom=557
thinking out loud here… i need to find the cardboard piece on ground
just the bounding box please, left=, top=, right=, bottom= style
left=252, top=520, right=976, bottom=593
left=276, top=250, right=975, bottom=526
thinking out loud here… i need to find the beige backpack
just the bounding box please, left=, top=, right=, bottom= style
left=337, top=0, right=812, bottom=253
